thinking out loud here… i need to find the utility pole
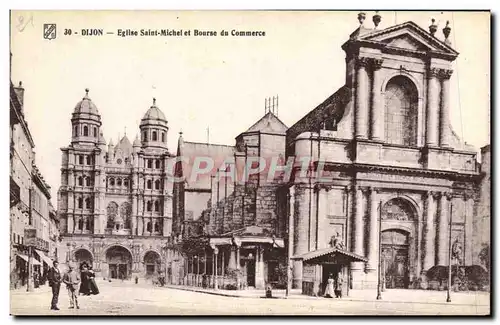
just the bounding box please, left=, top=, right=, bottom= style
left=447, top=203, right=453, bottom=303
left=376, top=200, right=382, bottom=300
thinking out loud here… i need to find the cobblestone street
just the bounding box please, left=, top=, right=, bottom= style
left=10, top=280, right=490, bottom=316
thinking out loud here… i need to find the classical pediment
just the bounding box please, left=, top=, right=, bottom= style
left=358, top=21, right=458, bottom=56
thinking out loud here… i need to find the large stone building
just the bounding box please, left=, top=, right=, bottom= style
left=10, top=79, right=54, bottom=289
left=287, top=14, right=483, bottom=292
left=57, top=92, right=176, bottom=280
left=173, top=111, right=289, bottom=289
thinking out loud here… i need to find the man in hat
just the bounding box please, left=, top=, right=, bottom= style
left=63, top=264, right=81, bottom=309
left=47, top=260, right=62, bottom=310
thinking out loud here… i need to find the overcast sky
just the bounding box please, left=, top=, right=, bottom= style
left=10, top=11, right=490, bottom=206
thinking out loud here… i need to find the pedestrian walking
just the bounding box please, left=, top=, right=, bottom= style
left=334, top=274, right=343, bottom=298
left=79, top=265, right=90, bottom=296
left=47, top=261, right=62, bottom=311
left=88, top=265, right=99, bottom=295
left=63, top=264, right=80, bottom=309
left=324, top=273, right=334, bottom=298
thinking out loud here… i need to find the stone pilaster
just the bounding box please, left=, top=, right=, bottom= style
left=366, top=187, right=379, bottom=272
left=351, top=186, right=365, bottom=271
left=426, top=68, right=440, bottom=146
left=316, top=187, right=329, bottom=249
left=437, top=192, right=450, bottom=265
left=423, top=191, right=437, bottom=271
left=132, top=194, right=137, bottom=235
left=293, top=186, right=309, bottom=289
left=439, top=69, right=453, bottom=148
left=228, top=246, right=237, bottom=270
left=371, top=59, right=384, bottom=141
left=465, top=194, right=474, bottom=265
left=355, top=57, right=370, bottom=139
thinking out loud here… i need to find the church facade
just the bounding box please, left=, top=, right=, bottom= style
left=57, top=92, right=178, bottom=280
left=286, top=16, right=482, bottom=291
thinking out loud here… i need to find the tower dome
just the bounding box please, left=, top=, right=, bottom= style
left=71, top=88, right=102, bottom=145
left=139, top=98, right=169, bottom=150
left=74, top=88, right=100, bottom=115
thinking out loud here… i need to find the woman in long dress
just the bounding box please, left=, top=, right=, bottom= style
left=87, top=265, right=100, bottom=295
left=79, top=264, right=90, bottom=296
left=324, top=273, right=335, bottom=298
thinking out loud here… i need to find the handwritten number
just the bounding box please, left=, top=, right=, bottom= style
left=17, top=15, right=34, bottom=32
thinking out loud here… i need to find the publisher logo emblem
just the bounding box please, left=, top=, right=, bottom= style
left=43, top=24, right=57, bottom=40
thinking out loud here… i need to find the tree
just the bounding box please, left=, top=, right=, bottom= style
left=478, top=243, right=490, bottom=271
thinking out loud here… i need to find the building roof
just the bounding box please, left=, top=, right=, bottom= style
left=141, top=98, right=166, bottom=121
left=291, top=247, right=368, bottom=263
left=178, top=140, right=235, bottom=190
left=241, top=111, right=288, bottom=135
left=115, top=134, right=133, bottom=157
left=74, top=89, right=99, bottom=115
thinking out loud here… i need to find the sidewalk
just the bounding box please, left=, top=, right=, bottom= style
left=164, top=284, right=490, bottom=306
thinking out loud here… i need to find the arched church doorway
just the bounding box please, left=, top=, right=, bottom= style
left=380, top=198, right=416, bottom=289
left=144, top=251, right=161, bottom=277
left=74, top=249, right=93, bottom=267
left=381, top=229, right=410, bottom=289
left=105, top=246, right=133, bottom=280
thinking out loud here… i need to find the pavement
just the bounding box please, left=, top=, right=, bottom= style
left=10, top=279, right=490, bottom=316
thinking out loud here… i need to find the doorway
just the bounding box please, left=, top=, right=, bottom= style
left=246, top=260, right=256, bottom=287
left=381, top=229, right=410, bottom=289
left=321, top=264, right=341, bottom=295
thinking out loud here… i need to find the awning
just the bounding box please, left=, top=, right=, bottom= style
left=291, top=247, right=368, bottom=263
left=35, top=249, right=53, bottom=266
left=16, top=254, right=42, bottom=265
left=17, top=254, right=29, bottom=263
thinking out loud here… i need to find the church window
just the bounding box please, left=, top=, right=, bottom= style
left=161, top=132, right=165, bottom=142
left=147, top=222, right=152, bottom=233
left=73, top=126, right=78, bottom=137
left=154, top=223, right=159, bottom=233
left=78, top=197, right=83, bottom=209
left=147, top=180, right=152, bottom=189
left=152, top=131, right=157, bottom=141
left=78, top=176, right=83, bottom=186
left=85, top=177, right=91, bottom=187
left=384, top=76, right=418, bottom=146
left=142, top=131, right=147, bottom=142
left=124, top=179, right=129, bottom=187
left=109, top=178, right=115, bottom=186
left=85, top=198, right=91, bottom=209
left=79, top=155, right=84, bottom=165
left=83, top=125, right=89, bottom=136
left=155, top=159, right=160, bottom=169
left=154, top=201, right=159, bottom=212
left=93, top=127, right=97, bottom=137
left=147, top=160, right=152, bottom=169
left=117, top=178, right=122, bottom=186
left=78, top=218, right=84, bottom=230
left=117, top=158, right=122, bottom=165
left=86, top=218, right=91, bottom=230
left=155, top=180, right=160, bottom=190
left=147, top=201, right=152, bottom=212
left=86, top=156, right=91, bottom=165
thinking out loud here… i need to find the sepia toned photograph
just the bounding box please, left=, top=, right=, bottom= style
left=9, top=10, right=490, bottom=316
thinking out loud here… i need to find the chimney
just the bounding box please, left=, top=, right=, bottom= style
left=14, top=81, right=25, bottom=112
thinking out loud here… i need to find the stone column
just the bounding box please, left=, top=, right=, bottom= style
left=423, top=191, right=437, bottom=271
left=131, top=194, right=137, bottom=235
left=351, top=187, right=365, bottom=272
left=371, top=59, right=384, bottom=141
left=366, top=188, right=379, bottom=272
left=437, top=193, right=450, bottom=265
left=293, top=186, right=309, bottom=289
left=236, top=246, right=241, bottom=270
left=255, top=246, right=265, bottom=289
left=465, top=194, right=474, bottom=265
left=228, top=246, right=237, bottom=270
left=355, top=57, right=370, bottom=139
left=439, top=69, right=453, bottom=148
left=316, top=187, right=329, bottom=249
left=426, top=68, right=440, bottom=146
left=67, top=214, right=74, bottom=234
left=213, top=246, right=219, bottom=290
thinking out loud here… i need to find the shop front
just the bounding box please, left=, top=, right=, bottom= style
left=292, top=247, right=367, bottom=297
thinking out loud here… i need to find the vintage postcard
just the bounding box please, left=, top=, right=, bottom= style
left=9, top=10, right=490, bottom=316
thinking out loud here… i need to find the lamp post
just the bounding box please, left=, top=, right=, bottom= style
left=376, top=200, right=382, bottom=300
left=446, top=203, right=453, bottom=303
